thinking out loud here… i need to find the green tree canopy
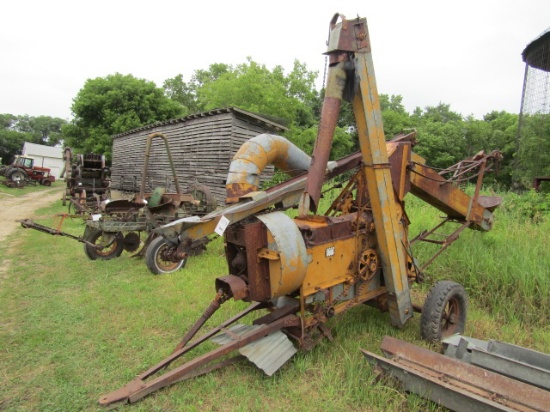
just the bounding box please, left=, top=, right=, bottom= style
left=0, top=114, right=66, bottom=164
left=163, top=63, right=231, bottom=116
left=165, top=59, right=320, bottom=128
left=63, top=73, right=184, bottom=159
left=16, top=115, right=65, bottom=146
left=515, top=113, right=550, bottom=189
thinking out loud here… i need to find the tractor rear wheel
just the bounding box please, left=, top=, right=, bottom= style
left=145, top=236, right=186, bottom=274
left=83, top=228, right=124, bottom=260
left=420, top=280, right=467, bottom=342
left=8, top=168, right=27, bottom=184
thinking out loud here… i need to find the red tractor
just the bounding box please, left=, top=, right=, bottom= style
left=1, top=155, right=56, bottom=187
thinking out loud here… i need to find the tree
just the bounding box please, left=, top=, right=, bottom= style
left=193, top=58, right=319, bottom=127
left=63, top=73, right=184, bottom=159
left=515, top=113, right=550, bottom=189
left=379, top=94, right=413, bottom=138
left=0, top=128, right=26, bottom=164
left=16, top=115, right=65, bottom=146
left=0, top=114, right=66, bottom=164
left=288, top=124, right=354, bottom=162
left=411, top=103, right=467, bottom=169
left=163, top=63, right=231, bottom=115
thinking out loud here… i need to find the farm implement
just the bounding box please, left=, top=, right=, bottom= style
left=60, top=148, right=111, bottom=215
left=0, top=154, right=55, bottom=187
left=19, top=132, right=216, bottom=271
left=96, top=14, right=547, bottom=410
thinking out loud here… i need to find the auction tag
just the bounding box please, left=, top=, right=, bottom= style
left=214, top=215, right=230, bottom=236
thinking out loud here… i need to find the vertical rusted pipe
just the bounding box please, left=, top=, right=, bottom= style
left=138, top=132, right=182, bottom=203
left=300, top=61, right=347, bottom=214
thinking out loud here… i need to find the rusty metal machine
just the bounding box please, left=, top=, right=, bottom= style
left=19, top=132, right=217, bottom=272
left=81, top=132, right=216, bottom=269
left=61, top=148, right=111, bottom=214
left=99, top=14, right=504, bottom=407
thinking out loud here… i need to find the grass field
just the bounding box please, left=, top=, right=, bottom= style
left=0, top=189, right=548, bottom=411
left=0, top=180, right=64, bottom=197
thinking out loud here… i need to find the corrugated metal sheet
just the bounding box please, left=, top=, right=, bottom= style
left=211, top=324, right=297, bottom=376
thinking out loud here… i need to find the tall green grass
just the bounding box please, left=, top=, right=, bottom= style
left=0, top=190, right=547, bottom=411
left=407, top=190, right=549, bottom=328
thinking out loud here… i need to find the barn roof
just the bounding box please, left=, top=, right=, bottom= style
left=22, top=142, right=63, bottom=159
left=112, top=107, right=289, bottom=139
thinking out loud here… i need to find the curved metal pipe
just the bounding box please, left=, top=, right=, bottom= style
left=137, top=132, right=181, bottom=204
left=226, top=134, right=311, bottom=203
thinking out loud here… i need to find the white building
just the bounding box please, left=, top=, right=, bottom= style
left=21, top=142, right=64, bottom=179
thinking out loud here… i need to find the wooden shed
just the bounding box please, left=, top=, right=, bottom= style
left=110, top=107, right=287, bottom=205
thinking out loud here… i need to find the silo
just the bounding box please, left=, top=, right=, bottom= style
left=515, top=27, right=550, bottom=190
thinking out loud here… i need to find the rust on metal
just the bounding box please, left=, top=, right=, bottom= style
left=18, top=218, right=101, bottom=249
left=136, top=132, right=182, bottom=204
left=300, top=63, right=347, bottom=215
left=99, top=13, right=511, bottom=408
left=99, top=311, right=299, bottom=406
left=362, top=336, right=550, bottom=412
left=62, top=150, right=111, bottom=213
left=226, top=134, right=311, bottom=203
left=215, top=275, right=249, bottom=301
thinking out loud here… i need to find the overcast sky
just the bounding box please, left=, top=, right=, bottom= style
left=1, top=0, right=549, bottom=121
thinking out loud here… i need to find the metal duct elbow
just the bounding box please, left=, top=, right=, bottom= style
left=226, top=134, right=312, bottom=203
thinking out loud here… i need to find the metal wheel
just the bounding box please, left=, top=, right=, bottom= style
left=358, top=248, right=378, bottom=281
left=190, top=184, right=217, bottom=215
left=83, top=228, right=124, bottom=260
left=420, top=280, right=467, bottom=342
left=145, top=236, right=186, bottom=275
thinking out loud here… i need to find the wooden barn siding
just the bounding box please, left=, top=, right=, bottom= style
left=111, top=112, right=276, bottom=206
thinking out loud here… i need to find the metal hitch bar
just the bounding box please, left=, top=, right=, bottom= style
left=18, top=218, right=102, bottom=249
left=98, top=297, right=299, bottom=407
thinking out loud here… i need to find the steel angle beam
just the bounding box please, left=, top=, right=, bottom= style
left=470, top=346, right=550, bottom=391
left=443, top=334, right=489, bottom=363
left=487, top=341, right=550, bottom=372
left=443, top=335, right=550, bottom=391
left=361, top=350, right=513, bottom=412
left=361, top=336, right=550, bottom=412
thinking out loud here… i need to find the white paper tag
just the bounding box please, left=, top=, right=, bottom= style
left=214, top=215, right=230, bottom=236
left=91, top=214, right=102, bottom=221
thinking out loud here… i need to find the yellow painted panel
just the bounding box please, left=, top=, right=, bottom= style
left=301, top=237, right=357, bottom=296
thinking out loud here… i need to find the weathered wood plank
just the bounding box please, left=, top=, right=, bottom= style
left=110, top=108, right=286, bottom=205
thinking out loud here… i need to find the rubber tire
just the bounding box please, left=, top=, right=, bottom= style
left=83, top=228, right=124, bottom=260
left=420, top=280, right=467, bottom=342
left=8, top=168, right=27, bottom=183
left=145, top=236, right=186, bottom=275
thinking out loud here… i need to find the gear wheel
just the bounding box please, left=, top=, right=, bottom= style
left=358, top=248, right=379, bottom=281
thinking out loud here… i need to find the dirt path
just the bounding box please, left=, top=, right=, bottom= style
left=0, top=187, right=64, bottom=243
